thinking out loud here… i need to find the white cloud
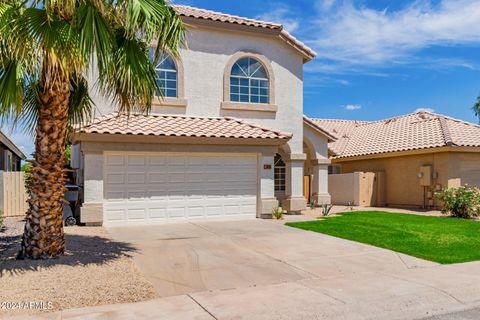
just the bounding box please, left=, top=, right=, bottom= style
left=256, top=6, right=300, bottom=33
left=415, top=107, right=435, bottom=113
left=317, top=0, right=338, bottom=11
left=345, top=104, right=362, bottom=110
left=310, top=0, right=480, bottom=66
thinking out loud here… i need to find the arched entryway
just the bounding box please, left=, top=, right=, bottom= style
left=303, top=133, right=332, bottom=206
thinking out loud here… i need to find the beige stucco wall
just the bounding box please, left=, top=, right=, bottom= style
left=449, top=152, right=480, bottom=187
left=328, top=173, right=360, bottom=206
left=336, top=152, right=451, bottom=208
left=89, top=25, right=305, bottom=155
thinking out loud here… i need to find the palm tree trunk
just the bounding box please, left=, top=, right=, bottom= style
left=18, top=60, right=70, bottom=259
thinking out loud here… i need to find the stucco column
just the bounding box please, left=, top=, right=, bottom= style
left=281, top=153, right=307, bottom=212
left=258, top=153, right=278, bottom=218
left=81, top=152, right=104, bottom=225
left=311, top=159, right=332, bottom=205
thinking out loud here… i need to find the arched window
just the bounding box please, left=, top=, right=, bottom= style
left=230, top=57, right=269, bottom=104
left=149, top=49, right=177, bottom=98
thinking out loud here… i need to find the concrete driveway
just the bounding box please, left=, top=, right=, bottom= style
left=97, top=219, right=480, bottom=320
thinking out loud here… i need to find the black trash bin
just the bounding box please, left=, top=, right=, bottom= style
left=63, top=183, right=81, bottom=226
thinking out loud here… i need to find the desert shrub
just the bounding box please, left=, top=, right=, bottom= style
left=321, top=204, right=334, bottom=217
left=272, top=207, right=285, bottom=220
left=436, top=186, right=480, bottom=219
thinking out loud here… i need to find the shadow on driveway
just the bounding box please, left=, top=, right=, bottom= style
left=0, top=219, right=137, bottom=277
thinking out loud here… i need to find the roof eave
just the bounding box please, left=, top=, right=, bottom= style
left=0, top=131, right=27, bottom=160
left=72, top=132, right=291, bottom=146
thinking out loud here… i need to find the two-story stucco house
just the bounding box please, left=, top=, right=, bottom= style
left=71, top=5, right=335, bottom=226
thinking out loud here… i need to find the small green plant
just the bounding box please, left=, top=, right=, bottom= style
left=347, top=201, right=354, bottom=211
left=321, top=204, right=334, bottom=217
left=309, top=196, right=316, bottom=209
left=272, top=207, right=285, bottom=220
left=21, top=162, right=33, bottom=196
left=437, top=186, right=480, bottom=219
left=0, top=209, right=4, bottom=230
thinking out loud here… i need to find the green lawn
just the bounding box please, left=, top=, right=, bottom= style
left=286, top=211, right=480, bottom=264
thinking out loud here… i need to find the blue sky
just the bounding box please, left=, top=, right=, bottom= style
left=5, top=0, right=480, bottom=157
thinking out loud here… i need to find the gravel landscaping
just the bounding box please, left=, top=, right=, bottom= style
left=0, top=217, right=158, bottom=317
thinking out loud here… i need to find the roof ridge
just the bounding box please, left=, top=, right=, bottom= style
left=172, top=4, right=282, bottom=29
left=431, top=112, right=480, bottom=129
left=437, top=116, right=455, bottom=146
left=309, top=118, right=371, bottom=123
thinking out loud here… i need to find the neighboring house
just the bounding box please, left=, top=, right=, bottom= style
left=309, top=111, right=480, bottom=208
left=0, top=130, right=26, bottom=172
left=71, top=5, right=334, bottom=226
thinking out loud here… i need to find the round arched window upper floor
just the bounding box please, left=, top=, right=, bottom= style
left=222, top=52, right=277, bottom=112
left=149, top=49, right=178, bottom=98
left=230, top=57, right=269, bottom=104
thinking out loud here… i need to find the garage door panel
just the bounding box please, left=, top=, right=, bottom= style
left=127, top=155, right=146, bottom=166
left=149, top=207, right=167, bottom=219
left=147, top=190, right=169, bottom=198
left=148, top=173, right=166, bottom=184
left=106, top=173, right=125, bottom=184
left=168, top=207, right=186, bottom=218
left=105, top=191, right=126, bottom=201
left=128, top=209, right=147, bottom=220
left=105, top=155, right=125, bottom=166
left=105, top=207, right=127, bottom=221
left=186, top=173, right=205, bottom=183
left=187, top=206, right=205, bottom=217
left=127, top=173, right=147, bottom=184
left=168, top=156, right=186, bottom=166
left=104, top=153, right=257, bottom=225
left=205, top=206, right=223, bottom=216
left=126, top=191, right=145, bottom=200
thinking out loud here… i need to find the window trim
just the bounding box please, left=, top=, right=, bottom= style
left=149, top=48, right=187, bottom=109
left=222, top=51, right=277, bottom=113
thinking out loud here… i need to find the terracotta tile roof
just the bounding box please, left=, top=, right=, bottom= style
left=308, top=118, right=370, bottom=156
left=303, top=117, right=337, bottom=142
left=173, top=5, right=280, bottom=29
left=172, top=5, right=317, bottom=61
left=77, top=113, right=292, bottom=141
left=307, top=112, right=480, bottom=159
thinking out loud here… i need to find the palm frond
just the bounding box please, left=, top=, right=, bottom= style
left=20, top=8, right=81, bottom=73
left=0, top=59, right=24, bottom=121
left=102, top=32, right=157, bottom=113
left=13, top=73, right=93, bottom=135
left=151, top=5, right=185, bottom=62
left=75, top=1, right=114, bottom=73
left=473, top=95, right=480, bottom=124
left=68, top=74, right=93, bottom=128
left=116, top=0, right=185, bottom=61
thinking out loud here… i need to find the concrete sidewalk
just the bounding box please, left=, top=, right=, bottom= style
left=9, top=219, right=480, bottom=319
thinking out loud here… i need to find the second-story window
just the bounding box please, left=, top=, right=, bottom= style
left=150, top=49, right=177, bottom=98
left=230, top=57, right=269, bottom=104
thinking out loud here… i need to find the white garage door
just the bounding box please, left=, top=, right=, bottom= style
left=103, top=152, right=258, bottom=226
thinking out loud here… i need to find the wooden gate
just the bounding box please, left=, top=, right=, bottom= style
left=303, top=175, right=311, bottom=203
left=2, top=172, right=28, bottom=217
